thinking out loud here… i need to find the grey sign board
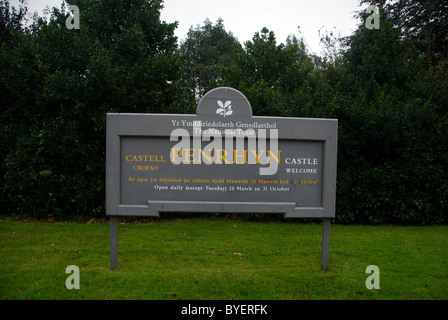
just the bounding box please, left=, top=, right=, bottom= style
left=106, top=87, right=338, bottom=269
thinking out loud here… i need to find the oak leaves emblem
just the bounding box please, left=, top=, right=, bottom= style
left=216, top=100, right=233, bottom=118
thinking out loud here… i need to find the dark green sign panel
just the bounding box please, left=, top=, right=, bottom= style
left=120, top=137, right=324, bottom=208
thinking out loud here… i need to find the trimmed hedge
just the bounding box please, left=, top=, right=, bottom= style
left=1, top=2, right=446, bottom=224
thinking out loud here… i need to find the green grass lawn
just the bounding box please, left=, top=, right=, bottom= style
left=0, top=217, right=447, bottom=300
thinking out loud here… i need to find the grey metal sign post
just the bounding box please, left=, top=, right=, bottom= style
left=106, top=87, right=337, bottom=270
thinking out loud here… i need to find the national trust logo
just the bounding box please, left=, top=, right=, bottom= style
left=216, top=100, right=233, bottom=118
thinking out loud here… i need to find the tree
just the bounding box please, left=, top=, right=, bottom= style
left=343, top=8, right=418, bottom=94
left=179, top=18, right=242, bottom=101
left=0, top=0, right=183, bottom=219
left=0, top=0, right=28, bottom=118
left=0, top=0, right=28, bottom=48
left=0, top=0, right=29, bottom=211
left=321, top=9, right=448, bottom=224
left=222, top=27, right=316, bottom=117
left=360, top=0, right=448, bottom=64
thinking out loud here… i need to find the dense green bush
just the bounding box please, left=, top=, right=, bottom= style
left=220, top=18, right=447, bottom=225
left=0, top=0, right=185, bottom=219
left=324, top=17, right=448, bottom=224
left=326, top=91, right=447, bottom=225
left=1, top=1, right=446, bottom=224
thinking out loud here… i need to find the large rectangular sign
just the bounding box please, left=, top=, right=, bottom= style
left=106, top=87, right=338, bottom=269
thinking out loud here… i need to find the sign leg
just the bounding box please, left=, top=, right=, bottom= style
left=110, top=216, right=118, bottom=269
left=321, top=218, right=331, bottom=270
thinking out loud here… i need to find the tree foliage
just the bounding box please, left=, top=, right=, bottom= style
left=179, top=18, right=242, bottom=101
left=221, top=20, right=447, bottom=224
left=360, top=0, right=448, bottom=64
left=222, top=28, right=317, bottom=117
left=318, top=8, right=448, bottom=224
left=0, top=0, right=182, bottom=218
left=0, top=0, right=446, bottom=224
left=0, top=0, right=28, bottom=48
